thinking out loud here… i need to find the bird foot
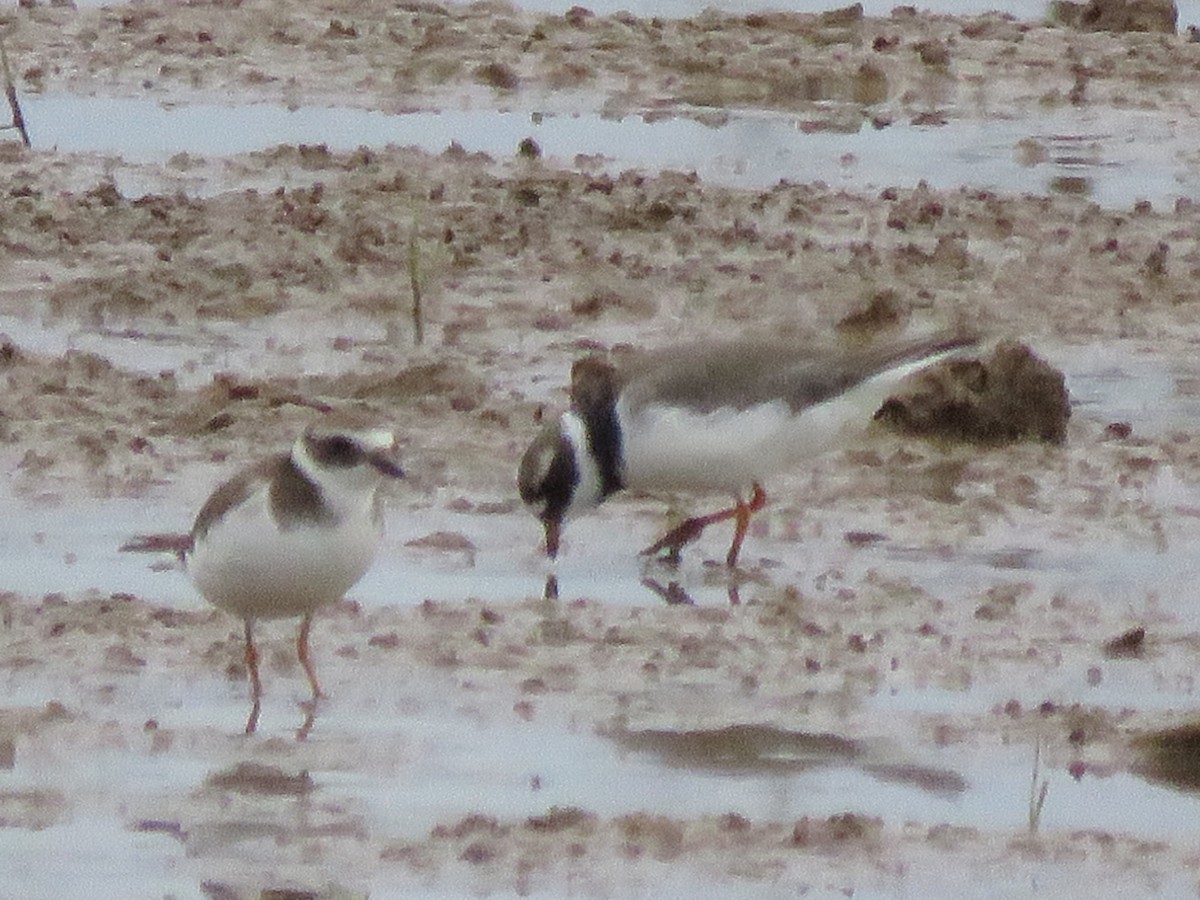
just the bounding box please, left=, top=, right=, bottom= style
left=639, top=516, right=709, bottom=563
left=243, top=698, right=262, bottom=736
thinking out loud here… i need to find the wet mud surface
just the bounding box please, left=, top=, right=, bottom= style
left=3, top=1, right=1200, bottom=897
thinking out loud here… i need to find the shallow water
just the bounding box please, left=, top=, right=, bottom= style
left=6, top=6, right=1200, bottom=893
left=18, top=94, right=1200, bottom=211
left=1, top=631, right=1193, bottom=897
left=2, top=613, right=1197, bottom=899
left=2, top=331, right=1198, bottom=895
left=0, top=309, right=395, bottom=391
left=7, top=339, right=1200, bottom=616
left=57, top=0, right=1200, bottom=30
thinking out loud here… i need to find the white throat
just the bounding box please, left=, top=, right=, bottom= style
left=561, top=411, right=606, bottom=519
left=290, top=437, right=380, bottom=523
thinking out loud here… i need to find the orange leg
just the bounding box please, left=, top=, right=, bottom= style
left=297, top=612, right=326, bottom=702
left=243, top=618, right=262, bottom=735
left=726, top=484, right=767, bottom=568
left=640, top=483, right=767, bottom=568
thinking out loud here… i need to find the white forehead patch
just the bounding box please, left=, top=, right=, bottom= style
left=353, top=427, right=398, bottom=453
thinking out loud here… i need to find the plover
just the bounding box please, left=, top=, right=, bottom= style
left=518, top=332, right=975, bottom=568
left=186, top=413, right=404, bottom=732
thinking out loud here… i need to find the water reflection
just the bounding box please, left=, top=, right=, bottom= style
left=640, top=576, right=743, bottom=606
left=204, top=761, right=315, bottom=796
left=640, top=577, right=700, bottom=605
left=605, top=723, right=967, bottom=792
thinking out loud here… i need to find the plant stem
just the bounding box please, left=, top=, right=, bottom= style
left=0, top=36, right=30, bottom=147
left=408, top=218, right=423, bottom=346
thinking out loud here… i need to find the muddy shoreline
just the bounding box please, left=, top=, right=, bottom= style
left=2, top=1, right=1200, bottom=897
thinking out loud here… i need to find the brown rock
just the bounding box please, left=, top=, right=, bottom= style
left=875, top=340, right=1071, bottom=445
left=1051, top=0, right=1176, bottom=33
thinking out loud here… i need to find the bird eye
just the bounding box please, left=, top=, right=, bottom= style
left=314, top=435, right=362, bottom=467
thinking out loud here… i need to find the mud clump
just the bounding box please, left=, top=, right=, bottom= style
left=1102, top=626, right=1146, bottom=659
left=791, top=813, right=884, bottom=848
left=835, top=288, right=906, bottom=336
left=1050, top=0, right=1177, bottom=33
left=875, top=340, right=1070, bottom=445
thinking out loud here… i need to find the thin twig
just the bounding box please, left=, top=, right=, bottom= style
left=1028, top=737, right=1050, bottom=834
left=407, top=216, right=423, bottom=346
left=0, top=35, right=30, bottom=148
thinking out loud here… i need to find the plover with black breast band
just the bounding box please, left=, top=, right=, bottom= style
left=185, top=411, right=404, bottom=734
left=518, top=331, right=977, bottom=570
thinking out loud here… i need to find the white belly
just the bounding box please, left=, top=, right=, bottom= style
left=188, top=492, right=383, bottom=621
left=619, top=370, right=903, bottom=495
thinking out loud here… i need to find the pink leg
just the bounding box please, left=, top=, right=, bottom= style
left=244, top=619, right=263, bottom=701
left=243, top=619, right=262, bottom=735
left=297, top=613, right=326, bottom=702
